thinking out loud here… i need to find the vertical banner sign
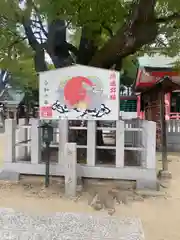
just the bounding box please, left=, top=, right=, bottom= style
left=39, top=65, right=120, bottom=120
left=109, top=71, right=117, bottom=100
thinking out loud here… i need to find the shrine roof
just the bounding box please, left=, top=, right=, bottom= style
left=0, top=87, right=24, bottom=105
left=133, top=66, right=180, bottom=92
left=140, top=76, right=180, bottom=95
left=138, top=54, right=179, bottom=68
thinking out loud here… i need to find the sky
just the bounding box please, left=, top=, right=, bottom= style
left=138, top=54, right=179, bottom=68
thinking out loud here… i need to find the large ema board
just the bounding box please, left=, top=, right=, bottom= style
left=39, top=65, right=120, bottom=120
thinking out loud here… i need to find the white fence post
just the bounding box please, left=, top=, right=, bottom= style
left=31, top=119, right=41, bottom=164
left=87, top=120, right=96, bottom=166
left=58, top=119, right=68, bottom=164
left=4, top=119, right=16, bottom=163
left=0, top=112, right=4, bottom=128
left=28, top=118, right=33, bottom=155
left=64, top=142, right=77, bottom=197
left=16, top=118, right=27, bottom=160
left=142, top=120, right=156, bottom=169
left=52, top=125, right=58, bottom=144
left=116, top=120, right=125, bottom=167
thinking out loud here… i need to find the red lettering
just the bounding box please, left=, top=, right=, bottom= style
left=110, top=87, right=116, bottom=93
left=110, top=80, right=116, bottom=86
left=110, top=72, right=116, bottom=80
left=110, top=95, right=116, bottom=100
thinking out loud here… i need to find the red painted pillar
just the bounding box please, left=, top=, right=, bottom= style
left=164, top=92, right=170, bottom=120
left=137, top=95, right=141, bottom=118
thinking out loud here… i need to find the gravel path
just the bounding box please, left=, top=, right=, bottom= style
left=0, top=208, right=144, bottom=240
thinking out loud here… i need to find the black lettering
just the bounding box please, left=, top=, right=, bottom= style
left=52, top=100, right=69, bottom=114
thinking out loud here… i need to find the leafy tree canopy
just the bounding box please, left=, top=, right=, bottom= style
left=0, top=0, right=180, bottom=88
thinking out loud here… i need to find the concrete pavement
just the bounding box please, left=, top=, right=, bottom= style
left=0, top=208, right=144, bottom=239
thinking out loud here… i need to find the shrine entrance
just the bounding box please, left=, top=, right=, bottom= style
left=140, top=76, right=180, bottom=174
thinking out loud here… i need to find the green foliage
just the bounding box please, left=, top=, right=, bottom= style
left=0, top=56, right=37, bottom=89
left=1, top=0, right=180, bottom=88
left=122, top=56, right=139, bottom=80
left=0, top=0, right=36, bottom=88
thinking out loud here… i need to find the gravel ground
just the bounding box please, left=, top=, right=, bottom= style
left=1, top=134, right=180, bottom=239
left=0, top=208, right=144, bottom=240
left=0, top=134, right=3, bottom=168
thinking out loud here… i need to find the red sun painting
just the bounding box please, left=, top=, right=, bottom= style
left=64, top=76, right=94, bottom=108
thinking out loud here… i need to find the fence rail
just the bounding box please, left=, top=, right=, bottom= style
left=166, top=119, right=180, bottom=151
left=167, top=119, right=180, bottom=133
left=169, top=112, right=180, bottom=119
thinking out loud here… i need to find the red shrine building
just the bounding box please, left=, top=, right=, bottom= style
left=134, top=54, right=180, bottom=120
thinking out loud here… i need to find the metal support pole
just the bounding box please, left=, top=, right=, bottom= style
left=45, top=142, right=50, bottom=187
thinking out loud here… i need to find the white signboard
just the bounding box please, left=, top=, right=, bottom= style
left=39, top=65, right=120, bottom=120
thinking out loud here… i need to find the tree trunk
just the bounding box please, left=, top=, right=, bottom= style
left=34, top=48, right=48, bottom=72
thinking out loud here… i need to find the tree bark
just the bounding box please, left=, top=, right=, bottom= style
left=46, top=20, right=76, bottom=68
left=34, top=48, right=48, bottom=72
left=23, top=18, right=48, bottom=72
left=77, top=28, right=97, bottom=65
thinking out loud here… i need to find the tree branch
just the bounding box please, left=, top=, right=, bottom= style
left=8, top=36, right=27, bottom=49
left=22, top=16, right=48, bottom=72
left=101, top=22, right=113, bottom=37
left=89, top=0, right=157, bottom=69
left=32, top=3, right=48, bottom=37
left=156, top=37, right=167, bottom=47
left=34, top=47, right=48, bottom=72
left=66, top=42, right=78, bottom=55
left=22, top=18, right=39, bottom=51
left=77, top=27, right=98, bottom=65
left=156, top=12, right=180, bottom=23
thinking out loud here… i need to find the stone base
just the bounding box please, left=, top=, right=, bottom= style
left=136, top=179, right=160, bottom=191
left=158, top=170, right=172, bottom=179
left=0, top=170, right=20, bottom=182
